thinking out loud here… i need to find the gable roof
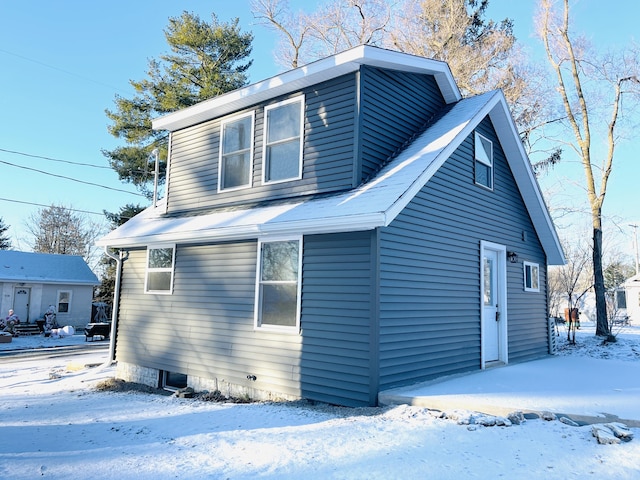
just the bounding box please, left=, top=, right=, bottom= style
left=0, top=251, right=100, bottom=285
left=98, top=86, right=565, bottom=265
left=152, top=45, right=461, bottom=132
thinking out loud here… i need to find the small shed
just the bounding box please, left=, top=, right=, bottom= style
left=0, top=251, right=99, bottom=328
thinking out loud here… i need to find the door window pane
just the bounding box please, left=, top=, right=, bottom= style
left=484, top=256, right=494, bottom=305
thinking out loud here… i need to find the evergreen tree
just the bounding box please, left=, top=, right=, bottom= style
left=96, top=204, right=146, bottom=303
left=0, top=217, right=11, bottom=250
left=104, top=11, right=253, bottom=196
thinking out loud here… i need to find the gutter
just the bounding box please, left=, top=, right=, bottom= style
left=103, top=246, right=123, bottom=364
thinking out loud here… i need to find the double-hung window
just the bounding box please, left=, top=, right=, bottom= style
left=263, top=97, right=304, bottom=183
left=523, top=261, right=540, bottom=292
left=145, top=245, right=175, bottom=294
left=255, top=238, right=301, bottom=330
left=474, top=131, right=493, bottom=189
left=219, top=112, right=254, bottom=191
left=57, top=290, right=72, bottom=313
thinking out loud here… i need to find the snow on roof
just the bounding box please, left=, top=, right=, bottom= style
left=152, top=45, right=461, bottom=132
left=0, top=251, right=99, bottom=285
left=98, top=90, right=564, bottom=265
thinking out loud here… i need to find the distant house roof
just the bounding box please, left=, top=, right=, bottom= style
left=0, top=251, right=99, bottom=285
left=98, top=87, right=565, bottom=265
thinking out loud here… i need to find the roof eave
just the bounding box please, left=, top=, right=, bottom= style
left=485, top=93, right=565, bottom=265
left=152, top=46, right=461, bottom=132
left=96, top=211, right=386, bottom=249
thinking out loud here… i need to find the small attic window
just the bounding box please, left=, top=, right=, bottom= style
left=474, top=132, right=493, bottom=190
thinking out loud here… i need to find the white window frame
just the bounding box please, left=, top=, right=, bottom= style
left=523, top=261, right=540, bottom=292
left=57, top=290, right=72, bottom=314
left=218, top=111, right=254, bottom=192
left=474, top=131, right=493, bottom=190
left=145, top=244, right=176, bottom=295
left=262, top=96, right=304, bottom=185
left=254, top=236, right=302, bottom=332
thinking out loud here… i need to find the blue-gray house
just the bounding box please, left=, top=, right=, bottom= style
left=97, top=46, right=564, bottom=407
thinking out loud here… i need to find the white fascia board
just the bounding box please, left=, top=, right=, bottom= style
left=152, top=46, right=460, bottom=132
left=381, top=90, right=565, bottom=266
left=97, top=212, right=385, bottom=248
left=258, top=212, right=386, bottom=237
left=486, top=92, right=565, bottom=265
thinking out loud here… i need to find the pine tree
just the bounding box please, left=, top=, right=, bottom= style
left=0, top=217, right=11, bottom=250
left=103, top=12, right=253, bottom=197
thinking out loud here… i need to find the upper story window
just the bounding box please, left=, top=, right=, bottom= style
left=474, top=132, right=493, bottom=190
left=255, top=237, right=302, bottom=331
left=263, top=96, right=304, bottom=184
left=145, top=245, right=175, bottom=294
left=523, top=261, right=540, bottom=292
left=219, top=112, right=254, bottom=191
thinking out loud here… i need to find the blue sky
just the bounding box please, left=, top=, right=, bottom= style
left=0, top=0, right=638, bottom=255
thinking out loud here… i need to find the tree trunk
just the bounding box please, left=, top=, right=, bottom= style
left=593, top=227, right=609, bottom=336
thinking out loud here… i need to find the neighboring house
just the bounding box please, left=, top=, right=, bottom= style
left=612, top=274, right=640, bottom=324
left=97, top=46, right=565, bottom=407
left=623, top=275, right=640, bottom=323
left=0, top=250, right=99, bottom=328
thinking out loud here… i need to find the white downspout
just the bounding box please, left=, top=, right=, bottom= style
left=103, top=246, right=123, bottom=364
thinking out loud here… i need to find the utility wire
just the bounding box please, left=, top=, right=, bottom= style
left=0, top=158, right=146, bottom=197
left=0, top=197, right=109, bottom=216
left=0, top=48, right=130, bottom=94
left=0, top=148, right=112, bottom=169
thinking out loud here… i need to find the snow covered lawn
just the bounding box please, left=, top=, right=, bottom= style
left=0, top=324, right=638, bottom=479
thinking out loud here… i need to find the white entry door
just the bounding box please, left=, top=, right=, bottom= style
left=481, top=243, right=507, bottom=366
left=13, top=287, right=31, bottom=322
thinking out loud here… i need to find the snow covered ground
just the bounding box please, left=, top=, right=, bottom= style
left=0, top=323, right=639, bottom=479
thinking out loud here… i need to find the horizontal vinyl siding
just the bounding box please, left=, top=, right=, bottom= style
left=166, top=74, right=357, bottom=214
left=359, top=66, right=446, bottom=181
left=116, top=242, right=304, bottom=399
left=378, top=116, right=548, bottom=389
left=301, top=232, right=374, bottom=406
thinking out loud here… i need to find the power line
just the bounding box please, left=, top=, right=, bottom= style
left=0, top=48, right=130, bottom=95
left=0, top=148, right=112, bottom=169
left=0, top=197, right=109, bottom=216
left=0, top=158, right=146, bottom=197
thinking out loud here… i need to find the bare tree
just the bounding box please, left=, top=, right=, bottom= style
left=538, top=0, right=640, bottom=337
left=548, top=239, right=592, bottom=344
left=251, top=0, right=315, bottom=68
left=252, top=0, right=558, bottom=168
left=26, top=204, right=102, bottom=266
